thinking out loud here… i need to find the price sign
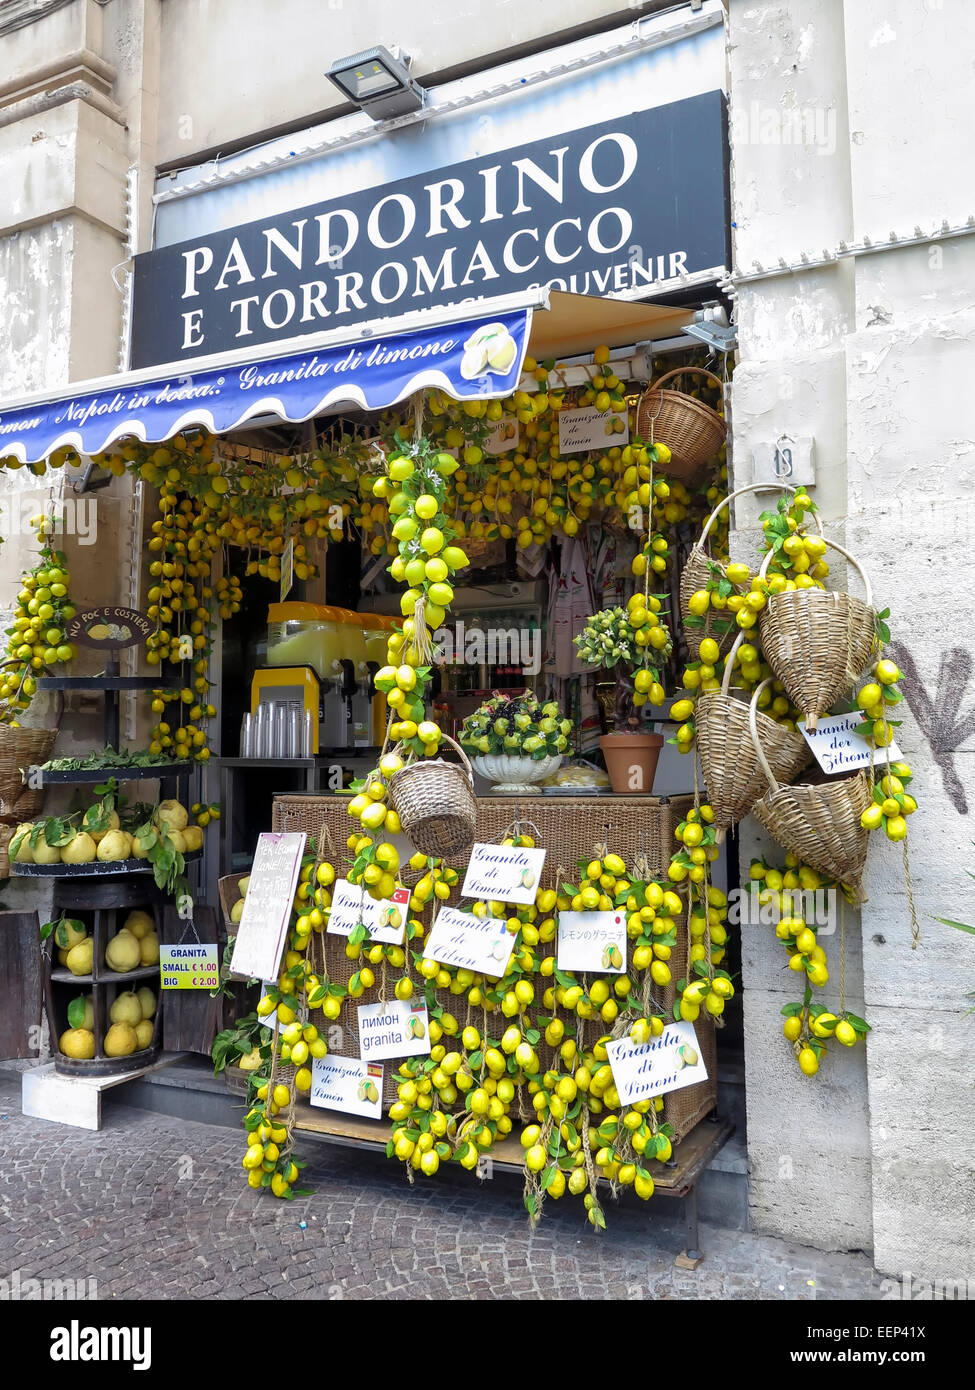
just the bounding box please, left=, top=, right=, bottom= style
left=159, top=942, right=220, bottom=991
left=229, top=832, right=306, bottom=981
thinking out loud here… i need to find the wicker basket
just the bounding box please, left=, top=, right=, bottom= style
left=680, top=484, right=823, bottom=661
left=0, top=661, right=64, bottom=818
left=747, top=681, right=871, bottom=893
left=386, top=734, right=478, bottom=860
left=635, top=367, right=726, bottom=479
left=758, top=538, right=876, bottom=732
left=696, top=633, right=813, bottom=841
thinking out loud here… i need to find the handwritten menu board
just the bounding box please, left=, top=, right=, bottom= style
left=229, top=832, right=306, bottom=982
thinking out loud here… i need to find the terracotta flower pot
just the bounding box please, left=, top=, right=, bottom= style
left=598, top=732, right=663, bottom=794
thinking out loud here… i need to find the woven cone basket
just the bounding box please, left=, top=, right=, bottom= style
left=747, top=681, right=871, bottom=892
left=695, top=635, right=813, bottom=840
left=387, top=733, right=478, bottom=860
left=757, top=538, right=876, bottom=732
left=681, top=485, right=824, bottom=662
left=635, top=367, right=726, bottom=479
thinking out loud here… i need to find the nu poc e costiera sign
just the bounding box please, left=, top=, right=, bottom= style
left=131, top=94, right=728, bottom=369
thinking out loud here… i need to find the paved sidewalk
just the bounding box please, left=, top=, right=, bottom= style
left=0, top=1075, right=885, bottom=1300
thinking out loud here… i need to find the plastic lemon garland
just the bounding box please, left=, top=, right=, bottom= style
left=748, top=854, right=870, bottom=1077
left=0, top=519, right=77, bottom=722
left=348, top=432, right=469, bottom=876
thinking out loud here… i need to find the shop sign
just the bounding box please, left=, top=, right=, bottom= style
left=357, top=999, right=431, bottom=1062
left=0, top=307, right=529, bottom=465
left=65, top=606, right=153, bottom=648
left=131, top=96, right=729, bottom=368
left=310, top=1056, right=383, bottom=1119
left=557, top=405, right=629, bottom=454
left=799, top=713, right=902, bottom=776
left=605, top=1021, right=707, bottom=1105
left=422, top=905, right=516, bottom=979
left=229, top=832, right=306, bottom=981
left=159, top=942, right=219, bottom=990
left=326, top=878, right=410, bottom=945
left=557, top=909, right=627, bottom=974
left=461, top=842, right=548, bottom=904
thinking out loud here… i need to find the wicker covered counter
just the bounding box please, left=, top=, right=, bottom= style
left=270, top=791, right=717, bottom=1142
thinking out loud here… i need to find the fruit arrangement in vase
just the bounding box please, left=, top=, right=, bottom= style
left=458, top=692, right=572, bottom=793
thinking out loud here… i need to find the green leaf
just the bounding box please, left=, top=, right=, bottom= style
left=540, top=1164, right=557, bottom=1191
left=780, top=1001, right=804, bottom=1017
left=39, top=917, right=58, bottom=942
left=934, top=916, right=975, bottom=936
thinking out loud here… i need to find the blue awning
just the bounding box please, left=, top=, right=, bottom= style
left=0, top=298, right=536, bottom=465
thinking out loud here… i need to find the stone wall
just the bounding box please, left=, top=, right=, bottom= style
left=728, top=0, right=975, bottom=1277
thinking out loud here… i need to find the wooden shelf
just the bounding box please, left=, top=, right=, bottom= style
left=38, top=762, right=193, bottom=784
left=291, top=1105, right=733, bottom=1195
left=50, top=964, right=161, bottom=986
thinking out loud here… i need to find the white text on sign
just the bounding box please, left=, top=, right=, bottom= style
left=423, top=905, right=516, bottom=979
left=557, top=910, right=627, bottom=974
left=605, top=1022, right=707, bottom=1105
left=461, top=843, right=547, bottom=905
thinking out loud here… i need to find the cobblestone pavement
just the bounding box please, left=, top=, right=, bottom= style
left=0, top=1075, right=886, bottom=1300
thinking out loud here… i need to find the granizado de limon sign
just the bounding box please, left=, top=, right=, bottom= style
left=130, top=94, right=728, bottom=369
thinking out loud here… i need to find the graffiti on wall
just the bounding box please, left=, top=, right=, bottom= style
left=889, top=641, right=975, bottom=814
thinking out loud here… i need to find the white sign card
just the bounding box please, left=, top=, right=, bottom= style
left=326, top=877, right=410, bottom=944
left=799, top=712, right=902, bottom=776
left=310, top=1055, right=384, bottom=1119
left=484, top=419, right=520, bottom=455
left=605, top=1022, right=708, bottom=1105
left=461, top=843, right=547, bottom=905
left=557, top=909, right=627, bottom=974
left=357, top=999, right=431, bottom=1062
left=423, top=905, right=517, bottom=979
left=557, top=405, right=629, bottom=454
left=229, top=832, right=306, bottom=982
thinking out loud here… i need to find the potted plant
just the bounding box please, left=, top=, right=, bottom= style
left=574, top=598, right=672, bottom=793
left=458, top=691, right=572, bottom=793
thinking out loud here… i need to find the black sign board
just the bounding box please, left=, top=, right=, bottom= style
left=131, top=93, right=729, bottom=369
left=65, top=607, right=153, bottom=648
